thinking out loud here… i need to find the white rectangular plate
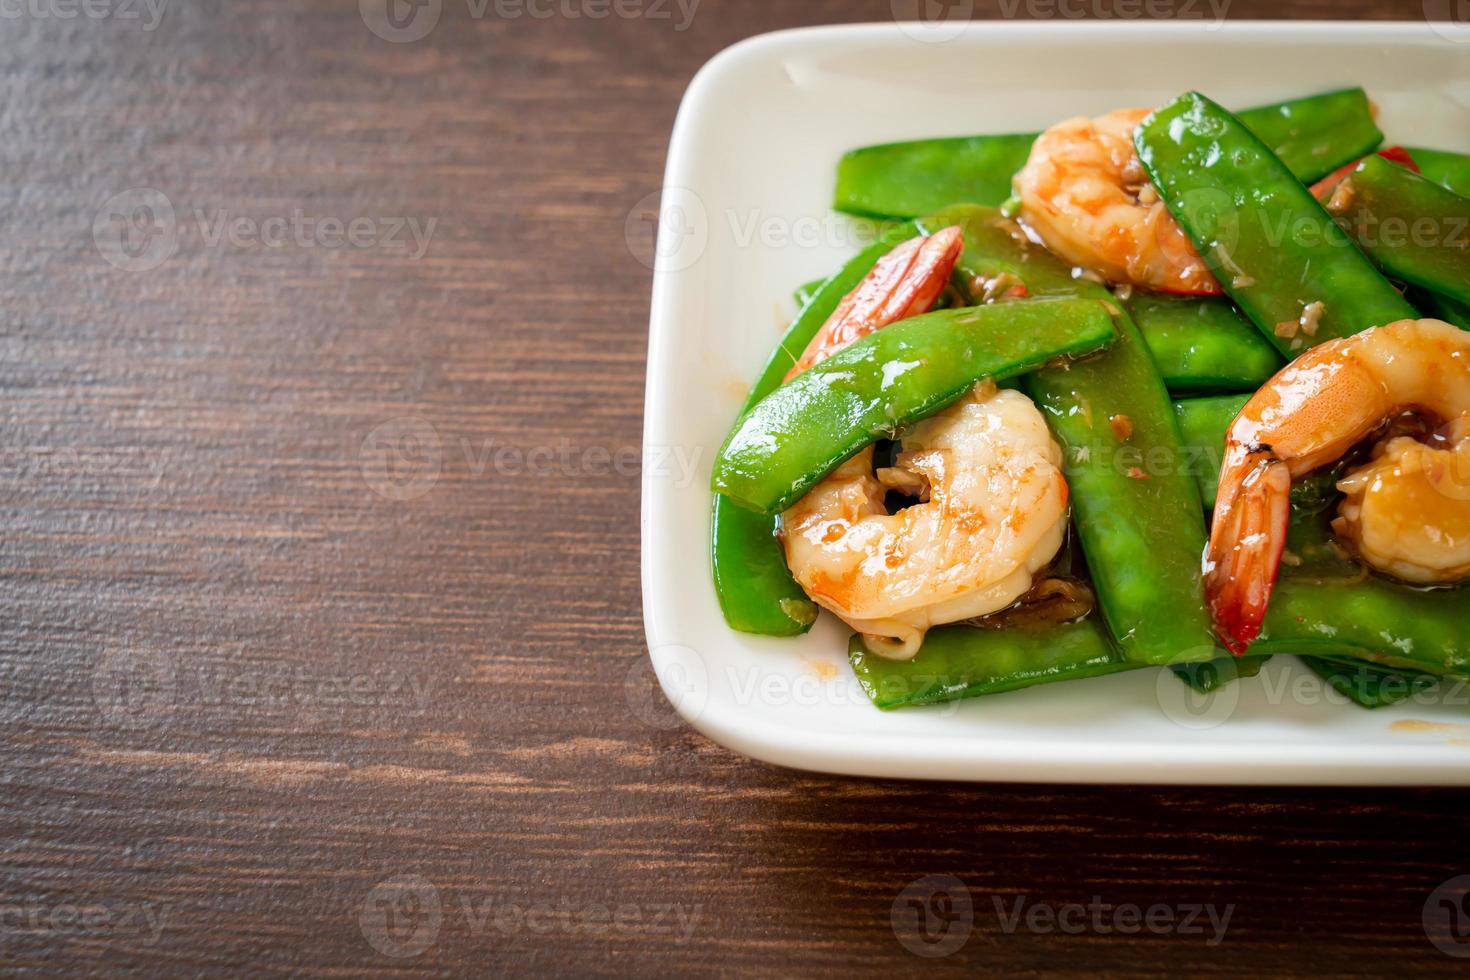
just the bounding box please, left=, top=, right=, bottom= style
left=641, top=21, right=1470, bottom=784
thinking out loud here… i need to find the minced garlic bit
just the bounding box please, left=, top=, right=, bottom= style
left=1299, top=301, right=1325, bottom=337
left=1276, top=301, right=1325, bottom=341
left=1281, top=549, right=1303, bottom=567
left=1112, top=283, right=1134, bottom=303
left=1231, top=275, right=1256, bottom=289
left=1109, top=414, right=1134, bottom=441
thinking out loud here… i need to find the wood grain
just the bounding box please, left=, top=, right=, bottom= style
left=2, top=0, right=1467, bottom=974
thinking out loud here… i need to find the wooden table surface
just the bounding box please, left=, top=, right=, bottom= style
left=3, top=0, right=1468, bottom=974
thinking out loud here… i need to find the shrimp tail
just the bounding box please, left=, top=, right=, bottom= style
left=784, top=226, right=964, bottom=381
left=1205, top=447, right=1292, bottom=655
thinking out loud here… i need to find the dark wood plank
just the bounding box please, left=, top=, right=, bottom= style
left=2, top=0, right=1467, bottom=974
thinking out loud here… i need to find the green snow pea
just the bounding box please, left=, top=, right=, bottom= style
left=1407, top=147, right=1470, bottom=198
left=1251, top=510, right=1470, bottom=679
left=1232, top=87, right=1382, bottom=185
left=833, top=89, right=1380, bottom=220
left=712, top=222, right=920, bottom=636
left=1261, top=577, right=1470, bottom=678
left=1412, top=288, right=1470, bottom=330
left=852, top=624, right=1269, bottom=710
left=712, top=298, right=1118, bottom=515
left=834, top=132, right=1038, bottom=219
left=848, top=619, right=1129, bottom=710
left=919, top=204, right=1216, bottom=666
left=792, top=278, right=826, bottom=309
left=1300, top=656, right=1438, bottom=710
left=1127, top=294, right=1283, bottom=394
left=1172, top=393, right=1249, bottom=508
left=1137, top=92, right=1417, bottom=358
left=1333, top=153, right=1470, bottom=305
left=1171, top=654, right=1270, bottom=695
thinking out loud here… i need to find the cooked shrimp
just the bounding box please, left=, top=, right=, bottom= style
left=1334, top=415, right=1470, bottom=584
left=782, top=383, right=1069, bottom=659
left=1206, top=318, right=1470, bottom=653
left=784, top=226, right=963, bottom=381
left=1013, top=108, right=1221, bottom=295
left=778, top=226, right=1068, bottom=657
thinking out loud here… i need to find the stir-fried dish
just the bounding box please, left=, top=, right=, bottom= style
left=710, top=88, right=1470, bottom=712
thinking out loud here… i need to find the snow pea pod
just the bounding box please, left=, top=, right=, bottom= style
left=1171, top=654, right=1269, bottom=695
left=1407, top=147, right=1470, bottom=198
left=1233, top=87, right=1382, bottom=185
left=1136, top=92, right=1417, bottom=358
left=833, top=89, right=1380, bottom=220
left=1173, top=393, right=1249, bottom=508
left=1411, top=288, right=1470, bottom=330
left=848, top=619, right=1129, bottom=710
left=919, top=204, right=1216, bottom=666
left=712, top=222, right=920, bottom=635
left=1252, top=511, right=1470, bottom=678
left=792, top=278, right=826, bottom=308
left=1300, top=656, right=1438, bottom=710
left=1260, top=579, right=1470, bottom=678
left=1331, top=153, right=1470, bottom=305
left=834, top=132, right=1038, bottom=219
left=1127, top=293, right=1283, bottom=394
left=712, top=298, right=1118, bottom=515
